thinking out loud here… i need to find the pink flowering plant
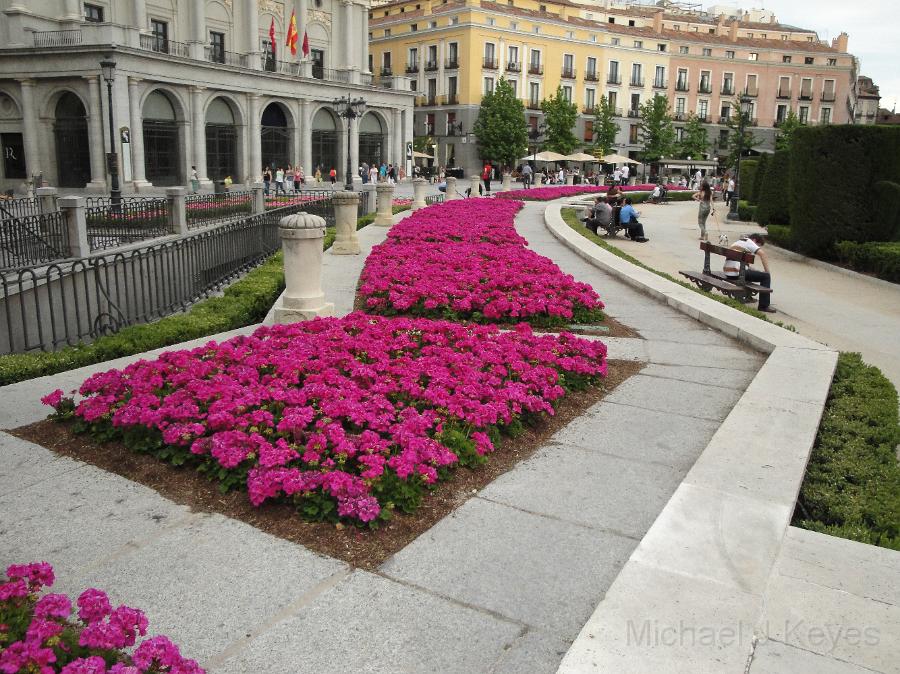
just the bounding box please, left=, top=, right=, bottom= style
left=358, top=199, right=605, bottom=328
left=44, top=314, right=606, bottom=526
left=0, top=561, right=203, bottom=673
left=495, top=184, right=689, bottom=201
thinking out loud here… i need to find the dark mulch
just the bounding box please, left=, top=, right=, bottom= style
left=12, top=360, right=642, bottom=570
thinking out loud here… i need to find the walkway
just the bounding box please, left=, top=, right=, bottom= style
left=0, top=201, right=762, bottom=672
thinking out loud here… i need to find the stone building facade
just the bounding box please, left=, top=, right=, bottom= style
left=0, top=0, right=415, bottom=193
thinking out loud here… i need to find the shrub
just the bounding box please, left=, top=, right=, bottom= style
left=737, top=159, right=758, bottom=204
left=737, top=200, right=757, bottom=222
left=790, top=125, right=900, bottom=258
left=749, top=152, right=769, bottom=205
left=765, top=225, right=794, bottom=249
left=833, top=241, right=900, bottom=283
left=873, top=180, right=900, bottom=241
left=755, top=150, right=791, bottom=227
left=794, top=353, right=900, bottom=550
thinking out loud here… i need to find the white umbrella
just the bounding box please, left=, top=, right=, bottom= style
left=520, top=150, right=569, bottom=162
left=411, top=150, right=434, bottom=159
left=564, top=152, right=600, bottom=162
left=601, top=153, right=642, bottom=165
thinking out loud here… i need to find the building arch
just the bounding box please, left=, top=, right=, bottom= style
left=358, top=111, right=387, bottom=168
left=205, top=95, right=241, bottom=181
left=311, top=107, right=338, bottom=174
left=260, top=100, right=294, bottom=170
left=142, top=89, right=184, bottom=186
left=53, top=91, right=91, bottom=187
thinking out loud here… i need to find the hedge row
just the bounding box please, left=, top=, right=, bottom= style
left=833, top=241, right=900, bottom=283
left=754, top=150, right=791, bottom=227
left=749, top=152, right=769, bottom=204
left=794, top=352, right=900, bottom=550
left=738, top=160, right=759, bottom=205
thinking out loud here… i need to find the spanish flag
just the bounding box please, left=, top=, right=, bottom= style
left=286, top=10, right=299, bottom=56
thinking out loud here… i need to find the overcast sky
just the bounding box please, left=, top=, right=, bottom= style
left=718, top=1, right=900, bottom=109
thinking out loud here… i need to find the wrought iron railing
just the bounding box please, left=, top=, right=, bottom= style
left=424, top=194, right=445, bottom=205
left=264, top=191, right=335, bottom=227
left=139, top=34, right=190, bottom=58
left=205, top=46, right=249, bottom=67
left=1, top=212, right=70, bottom=270
left=33, top=30, right=82, bottom=47
left=0, top=197, right=42, bottom=221
left=185, top=191, right=253, bottom=229
left=0, top=206, right=303, bottom=355
left=84, top=197, right=170, bottom=252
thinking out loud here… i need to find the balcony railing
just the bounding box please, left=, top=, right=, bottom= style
left=630, top=78, right=645, bottom=87
left=506, top=61, right=521, bottom=72
left=718, top=115, right=731, bottom=124
left=744, top=87, right=759, bottom=97
left=33, top=30, right=82, bottom=47
left=424, top=124, right=435, bottom=135
left=612, top=107, right=624, bottom=117
left=698, top=83, right=712, bottom=94
left=652, top=79, right=667, bottom=89
left=445, top=57, right=459, bottom=69
left=381, top=66, right=394, bottom=77
left=674, top=112, right=686, bottom=121
left=445, top=93, right=459, bottom=105
left=561, top=67, right=576, bottom=79
left=583, top=104, right=596, bottom=114
left=527, top=99, right=542, bottom=110
left=675, top=81, right=689, bottom=92
left=627, top=109, right=641, bottom=118
left=205, top=46, right=248, bottom=67
left=821, top=92, right=836, bottom=102
left=585, top=71, right=598, bottom=82
left=777, top=90, right=792, bottom=99
left=425, top=60, right=439, bottom=71
left=139, top=34, right=190, bottom=57
left=799, top=91, right=813, bottom=101
left=528, top=63, right=543, bottom=75
left=405, top=62, right=418, bottom=73
left=721, top=84, right=735, bottom=95
left=607, top=74, right=622, bottom=85
left=483, top=57, right=498, bottom=69
left=696, top=115, right=710, bottom=123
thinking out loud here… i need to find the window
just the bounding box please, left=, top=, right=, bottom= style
left=507, top=79, right=516, bottom=96
left=450, top=16, right=459, bottom=25
left=630, top=93, right=640, bottom=113
left=562, top=85, right=572, bottom=102
left=679, top=46, right=689, bottom=54
left=698, top=99, right=708, bottom=119
left=608, top=60, right=620, bottom=83
left=84, top=3, right=104, bottom=22
left=658, top=43, right=667, bottom=52
left=529, top=82, right=540, bottom=105
left=722, top=72, right=734, bottom=94
left=150, top=19, right=169, bottom=53
left=827, top=58, right=836, bottom=66
left=429, top=21, right=437, bottom=28
left=608, top=90, right=617, bottom=109
left=384, top=28, right=391, bottom=37
left=533, top=26, right=540, bottom=33
left=654, top=65, right=665, bottom=87
left=487, top=17, right=495, bottom=26
left=483, top=77, right=494, bottom=94
left=590, top=34, right=597, bottom=43
left=761, top=33, right=767, bottom=39
left=634, top=40, right=643, bottom=49
left=783, top=55, right=792, bottom=63
left=781, top=34, right=788, bottom=40
left=209, top=31, right=225, bottom=63
left=805, top=56, right=814, bottom=65
left=585, top=88, right=595, bottom=110
left=720, top=102, right=731, bottom=120
left=566, top=31, right=574, bottom=40
left=539, top=3, right=547, bottom=10
left=448, top=75, right=458, bottom=97
left=611, top=37, right=620, bottom=46
left=800, top=77, right=812, bottom=99
left=631, top=63, right=642, bottom=86
left=749, top=52, right=758, bottom=61
left=508, top=45, right=518, bottom=64
left=609, top=17, right=615, bottom=23
left=586, top=56, right=597, bottom=78
left=799, top=106, right=809, bottom=123
left=411, top=23, right=418, bottom=31
left=673, top=24, right=680, bottom=31
left=820, top=107, right=831, bottom=124
left=676, top=68, right=688, bottom=91
left=407, top=47, right=417, bottom=71
left=628, top=20, right=635, bottom=26
left=510, top=21, right=517, bottom=30
left=699, top=70, right=711, bottom=93
left=746, top=74, right=758, bottom=95
left=584, top=120, right=594, bottom=142
left=676, top=97, right=686, bottom=114
left=778, top=76, right=791, bottom=97
left=725, top=50, right=735, bottom=59
left=776, top=104, right=788, bottom=123
left=676, top=127, right=684, bottom=142
left=629, top=124, right=639, bottom=143
left=702, top=47, right=712, bottom=56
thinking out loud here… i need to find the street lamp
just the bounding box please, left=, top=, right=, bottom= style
left=99, top=56, right=121, bottom=208
left=333, top=93, right=366, bottom=191
left=727, top=94, right=753, bottom=220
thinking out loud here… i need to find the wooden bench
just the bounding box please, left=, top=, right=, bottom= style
left=679, top=241, right=774, bottom=303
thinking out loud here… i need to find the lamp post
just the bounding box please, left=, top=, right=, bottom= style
left=100, top=56, right=121, bottom=208
left=334, top=93, right=366, bottom=191
left=727, top=94, right=753, bottom=220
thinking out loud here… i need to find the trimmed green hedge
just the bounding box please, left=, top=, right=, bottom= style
left=873, top=180, right=900, bottom=241
left=737, top=200, right=757, bottom=222
left=738, top=160, right=759, bottom=205
left=794, top=353, right=900, bottom=550
left=834, top=241, right=900, bottom=283
left=749, top=152, right=768, bottom=205
left=754, top=150, right=791, bottom=227
left=765, top=224, right=794, bottom=249
left=791, top=125, right=900, bottom=257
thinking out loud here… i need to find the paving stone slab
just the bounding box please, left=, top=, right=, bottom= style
left=645, top=340, right=763, bottom=372
left=489, top=628, right=572, bottom=674
left=215, top=570, right=523, bottom=674
left=552, top=401, right=720, bottom=471
left=0, top=432, right=86, bottom=496
left=65, top=514, right=346, bottom=664
left=640, top=363, right=757, bottom=391
left=601, top=337, right=649, bottom=362
left=478, top=444, right=683, bottom=538
left=602, top=373, right=745, bottom=422
left=380, top=497, right=635, bottom=638
left=637, top=327, right=742, bottom=347
left=749, top=640, right=877, bottom=674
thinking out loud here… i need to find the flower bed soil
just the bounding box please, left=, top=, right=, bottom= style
left=13, top=359, right=641, bottom=570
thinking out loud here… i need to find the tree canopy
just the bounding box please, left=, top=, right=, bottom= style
left=638, top=95, right=676, bottom=163
left=724, top=98, right=760, bottom=170
left=676, top=113, right=709, bottom=159
left=541, top=85, right=579, bottom=155
left=591, top=96, right=619, bottom=157
left=472, top=78, right=528, bottom=168
left=775, top=109, right=803, bottom=151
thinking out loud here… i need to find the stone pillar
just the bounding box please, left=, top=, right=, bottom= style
left=251, top=182, right=265, bottom=214
left=18, top=80, right=41, bottom=180
left=470, top=174, right=482, bottom=196
left=85, top=76, right=108, bottom=190
left=166, top=187, right=188, bottom=235
left=445, top=176, right=458, bottom=200
left=190, top=0, right=207, bottom=60
left=565, top=173, right=574, bottom=185
left=361, top=184, right=377, bottom=214
left=501, top=173, right=512, bottom=191
left=392, top=108, right=403, bottom=169
left=128, top=77, right=149, bottom=189
left=248, top=94, right=262, bottom=184
left=133, top=0, right=147, bottom=30
left=35, top=187, right=58, bottom=214
left=62, top=0, right=81, bottom=24
left=58, top=196, right=90, bottom=258
left=300, top=99, right=312, bottom=176
left=342, top=0, right=354, bottom=70
left=349, top=116, right=360, bottom=185
left=374, top=182, right=394, bottom=226
left=273, top=213, right=334, bottom=323
left=411, top=178, right=427, bottom=210
left=403, top=107, right=414, bottom=177
left=190, top=87, right=211, bottom=187
left=246, top=0, right=261, bottom=70
left=331, top=191, right=361, bottom=254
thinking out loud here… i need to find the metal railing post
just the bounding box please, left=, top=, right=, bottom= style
left=166, top=187, right=188, bottom=235
left=57, top=196, right=89, bottom=258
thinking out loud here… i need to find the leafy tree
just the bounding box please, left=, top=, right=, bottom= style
left=775, top=109, right=803, bottom=151
left=724, top=98, right=759, bottom=171
left=472, top=78, right=528, bottom=169
left=591, top=96, right=619, bottom=156
left=412, top=135, right=435, bottom=154
left=638, top=95, right=676, bottom=163
left=676, top=113, right=709, bottom=159
left=541, top=85, right=579, bottom=154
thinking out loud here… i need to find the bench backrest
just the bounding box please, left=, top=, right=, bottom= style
left=700, top=241, right=755, bottom=264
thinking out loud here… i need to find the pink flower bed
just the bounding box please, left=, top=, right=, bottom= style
left=43, top=314, right=606, bottom=525
left=358, top=199, right=604, bottom=326
left=495, top=184, right=688, bottom=201
left=391, top=198, right=413, bottom=206
left=0, top=561, right=203, bottom=673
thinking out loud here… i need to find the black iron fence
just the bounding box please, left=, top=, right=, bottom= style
left=1, top=212, right=70, bottom=270
left=264, top=191, right=335, bottom=227
left=0, top=197, right=43, bottom=221
left=0, top=204, right=307, bottom=355
left=85, top=197, right=170, bottom=252
left=425, top=194, right=445, bottom=206
left=185, top=190, right=253, bottom=229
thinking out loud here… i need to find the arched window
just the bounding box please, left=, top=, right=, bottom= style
left=54, top=92, right=90, bottom=187
left=142, top=91, right=181, bottom=186
left=358, top=113, right=386, bottom=167
left=311, top=108, right=338, bottom=174
left=261, top=102, right=290, bottom=170
left=206, top=98, right=237, bottom=180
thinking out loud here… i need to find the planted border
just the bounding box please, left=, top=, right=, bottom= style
left=495, top=184, right=692, bottom=202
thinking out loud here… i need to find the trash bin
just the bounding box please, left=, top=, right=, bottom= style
left=214, top=180, right=226, bottom=194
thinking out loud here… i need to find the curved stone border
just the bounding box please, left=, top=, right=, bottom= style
left=544, top=202, right=839, bottom=672
left=767, top=243, right=899, bottom=291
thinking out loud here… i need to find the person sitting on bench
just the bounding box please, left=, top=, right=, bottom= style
left=619, top=198, right=648, bottom=242
left=724, top=233, right=775, bottom=313
left=585, top=196, right=612, bottom=234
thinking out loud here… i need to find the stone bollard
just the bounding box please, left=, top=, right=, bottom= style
left=501, top=173, right=512, bottom=191
left=331, top=191, right=361, bottom=255
left=57, top=196, right=90, bottom=258
left=565, top=173, right=574, bottom=186
left=445, top=176, right=458, bottom=200
left=35, top=186, right=58, bottom=214
left=470, top=175, right=482, bottom=196
left=374, top=182, right=395, bottom=226
left=251, top=182, right=266, bottom=214
left=166, top=187, right=188, bottom=235
left=361, top=184, right=377, bottom=214
left=272, top=212, right=334, bottom=323
left=411, top=178, right=427, bottom=211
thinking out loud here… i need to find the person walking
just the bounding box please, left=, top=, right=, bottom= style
left=482, top=162, right=492, bottom=193
left=275, top=166, right=285, bottom=195
left=724, top=233, right=775, bottom=312
left=726, top=176, right=735, bottom=207
left=262, top=166, right=272, bottom=196
left=315, top=166, right=322, bottom=184
left=294, top=166, right=303, bottom=192
left=693, top=180, right=714, bottom=241
left=621, top=164, right=630, bottom=184
left=521, top=163, right=533, bottom=189
left=329, top=167, right=337, bottom=186
left=369, top=164, right=378, bottom=184
left=284, top=165, right=294, bottom=193
left=190, top=166, right=199, bottom=194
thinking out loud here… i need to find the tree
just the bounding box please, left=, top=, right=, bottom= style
left=591, top=96, right=619, bottom=157
left=724, top=98, right=759, bottom=171
left=472, top=78, right=527, bottom=170
left=638, top=95, right=676, bottom=163
left=775, top=109, right=802, bottom=151
left=676, top=113, right=709, bottom=159
left=541, top=85, right=579, bottom=155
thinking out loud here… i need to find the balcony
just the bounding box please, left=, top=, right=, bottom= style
left=630, top=78, right=645, bottom=88
left=718, top=115, right=731, bottom=124
left=424, top=124, right=435, bottom=135
left=528, top=63, right=544, bottom=75
left=527, top=99, right=542, bottom=110
left=777, top=90, right=792, bottom=99
left=416, top=95, right=438, bottom=107
left=139, top=34, right=190, bottom=58
left=205, top=46, right=248, bottom=67
left=675, top=81, right=689, bottom=92
left=585, top=70, right=599, bottom=82
left=405, top=62, right=418, bottom=73
left=425, top=60, right=439, bottom=71
left=506, top=61, right=521, bottom=73
left=652, top=79, right=667, bottom=89
left=33, top=29, right=82, bottom=47
left=561, top=67, right=576, bottom=79
left=821, top=92, right=836, bottom=102
left=721, top=84, right=735, bottom=96
left=445, top=57, right=459, bottom=69
left=607, top=74, right=622, bottom=85
left=612, top=107, right=624, bottom=117
left=697, top=115, right=711, bottom=123
left=627, top=109, right=641, bottom=118
left=674, top=112, right=686, bottom=121
left=744, top=87, right=759, bottom=97
left=445, top=93, right=459, bottom=105
left=799, top=91, right=813, bottom=101
left=582, top=104, right=596, bottom=114
left=382, top=66, right=395, bottom=77
left=483, top=57, right=498, bottom=70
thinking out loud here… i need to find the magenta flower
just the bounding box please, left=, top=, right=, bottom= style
left=33, top=593, right=72, bottom=620
left=76, top=588, right=112, bottom=624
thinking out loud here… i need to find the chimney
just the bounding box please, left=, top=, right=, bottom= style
left=833, top=32, right=849, bottom=52
left=716, top=14, right=726, bottom=36
left=729, top=19, right=739, bottom=42
left=653, top=8, right=663, bottom=34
